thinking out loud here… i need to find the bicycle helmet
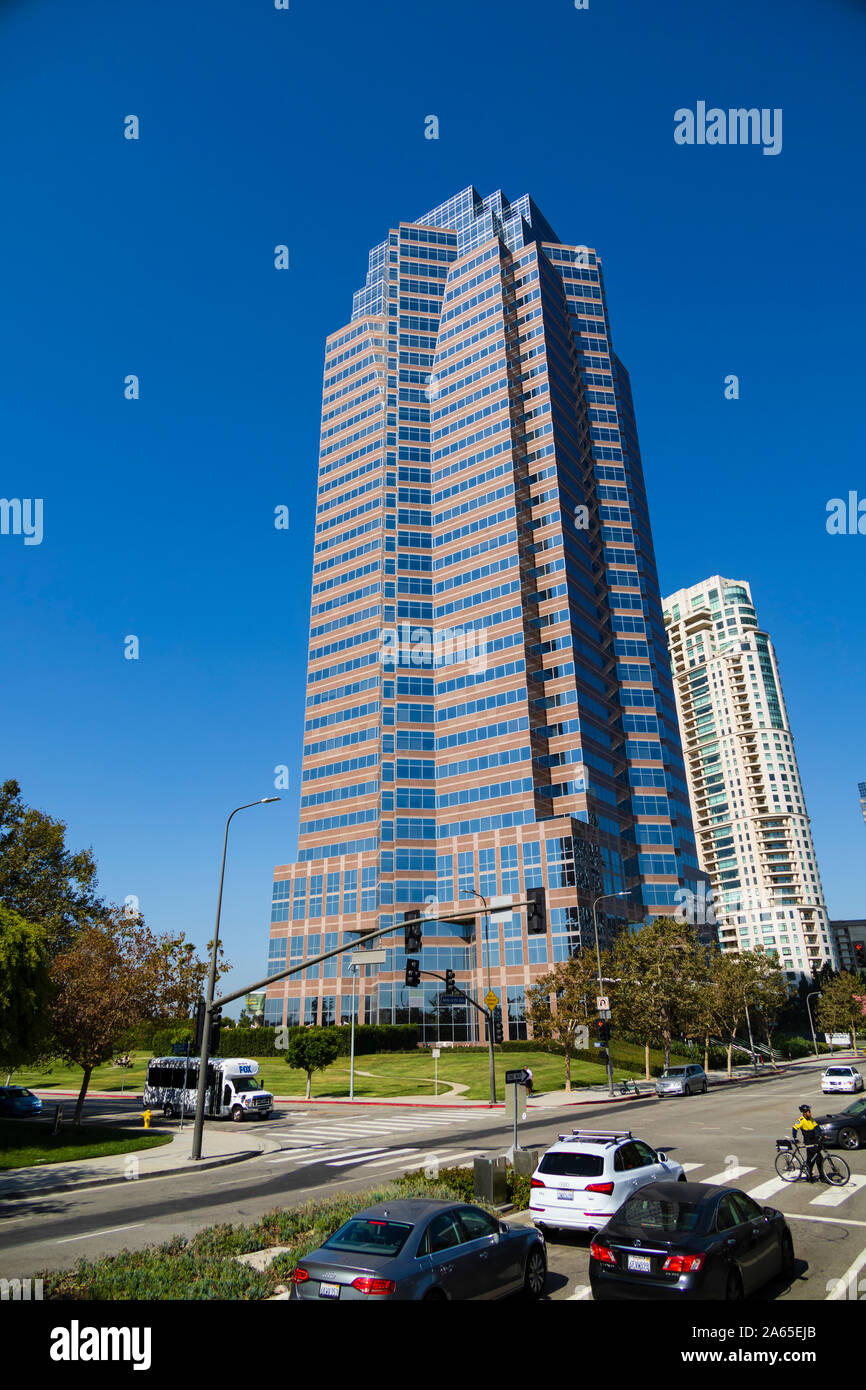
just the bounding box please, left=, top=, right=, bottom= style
left=799, top=1104, right=812, bottom=1113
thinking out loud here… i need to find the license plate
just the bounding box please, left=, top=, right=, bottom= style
left=627, top=1255, right=652, bottom=1274
left=319, top=1282, right=340, bottom=1299
left=557, top=1189, right=573, bottom=1201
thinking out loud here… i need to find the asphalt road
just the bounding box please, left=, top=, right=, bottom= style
left=2, top=1059, right=864, bottom=1301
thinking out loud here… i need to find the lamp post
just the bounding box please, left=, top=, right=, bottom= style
left=349, top=962, right=359, bottom=1101
left=806, top=991, right=821, bottom=1059
left=592, top=890, right=633, bottom=1098
left=743, top=985, right=757, bottom=1072
left=191, top=796, right=280, bottom=1162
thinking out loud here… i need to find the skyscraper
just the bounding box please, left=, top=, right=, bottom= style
left=266, top=186, right=705, bottom=1040
left=663, top=576, right=836, bottom=980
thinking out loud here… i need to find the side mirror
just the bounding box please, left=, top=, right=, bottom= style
left=657, top=1151, right=667, bottom=1162
left=499, top=1222, right=510, bottom=1234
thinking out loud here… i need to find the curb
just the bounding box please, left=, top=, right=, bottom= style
left=0, top=1137, right=279, bottom=1201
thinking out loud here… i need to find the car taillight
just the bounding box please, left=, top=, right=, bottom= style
left=291, top=1267, right=309, bottom=1284
left=662, top=1253, right=705, bottom=1274
left=530, top=1178, right=546, bottom=1188
left=590, top=1242, right=616, bottom=1265
left=585, top=1182, right=615, bottom=1195
left=351, top=1276, right=396, bottom=1295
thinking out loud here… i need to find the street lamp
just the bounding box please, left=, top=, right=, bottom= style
left=592, top=890, right=634, bottom=1098
left=742, top=985, right=757, bottom=1072
left=806, top=991, right=822, bottom=1059
left=191, top=797, right=280, bottom=1161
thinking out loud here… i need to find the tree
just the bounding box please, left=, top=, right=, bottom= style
left=49, top=907, right=214, bottom=1123
left=0, top=780, right=104, bottom=953
left=817, top=973, right=865, bottom=1052
left=0, top=904, right=52, bottom=1079
left=525, top=952, right=599, bottom=1092
left=284, top=1027, right=341, bottom=1099
left=744, top=949, right=789, bottom=1063
left=609, top=918, right=705, bottom=1070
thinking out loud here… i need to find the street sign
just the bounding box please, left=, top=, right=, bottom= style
left=432, top=1048, right=441, bottom=1059
left=485, top=990, right=500, bottom=1010
left=505, top=1068, right=530, bottom=1085
left=505, top=1083, right=527, bottom=1124
left=490, top=895, right=514, bottom=918
left=349, top=950, right=388, bottom=966
left=599, top=1009, right=612, bottom=1020
left=441, top=993, right=463, bottom=1004
left=596, top=996, right=609, bottom=1011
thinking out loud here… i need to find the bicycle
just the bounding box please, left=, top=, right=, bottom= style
left=774, top=1136, right=850, bottom=1186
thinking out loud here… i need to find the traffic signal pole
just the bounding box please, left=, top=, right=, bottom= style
left=422, top=969, right=497, bottom=1107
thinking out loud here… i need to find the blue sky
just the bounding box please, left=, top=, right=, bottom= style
left=1, top=0, right=864, bottom=1010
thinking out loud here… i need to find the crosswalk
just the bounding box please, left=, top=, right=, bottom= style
left=265, top=1109, right=482, bottom=1175
left=681, top=1161, right=866, bottom=1212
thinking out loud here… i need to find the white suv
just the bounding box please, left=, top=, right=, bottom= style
left=822, top=1065, right=864, bottom=1094
left=529, top=1129, right=686, bottom=1235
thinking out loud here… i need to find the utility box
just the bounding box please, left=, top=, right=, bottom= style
left=512, top=1147, right=539, bottom=1177
left=474, top=1155, right=508, bottom=1206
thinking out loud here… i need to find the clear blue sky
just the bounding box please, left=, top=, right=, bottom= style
left=1, top=0, right=864, bottom=1011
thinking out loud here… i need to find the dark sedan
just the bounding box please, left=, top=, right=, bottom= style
left=0, top=1086, right=42, bottom=1118
left=589, top=1181, right=794, bottom=1301
left=818, top=1095, right=866, bottom=1150
left=291, top=1198, right=547, bottom=1301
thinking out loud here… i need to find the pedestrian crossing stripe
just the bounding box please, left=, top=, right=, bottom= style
left=673, top=1163, right=865, bottom=1211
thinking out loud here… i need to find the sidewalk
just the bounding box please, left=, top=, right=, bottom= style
left=0, top=1126, right=281, bottom=1201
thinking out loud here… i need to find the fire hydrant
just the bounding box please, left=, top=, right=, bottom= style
left=142, top=1109, right=152, bottom=1129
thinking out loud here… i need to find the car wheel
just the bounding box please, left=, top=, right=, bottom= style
left=701, top=1080, right=708, bottom=1094
left=725, top=1268, right=744, bottom=1302
left=524, top=1248, right=547, bottom=1301
left=780, top=1232, right=795, bottom=1282
left=838, top=1127, right=861, bottom=1151
left=231, top=1105, right=244, bottom=1122
left=424, top=1288, right=447, bottom=1301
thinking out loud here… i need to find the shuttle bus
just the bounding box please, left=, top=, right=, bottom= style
left=143, top=1056, right=274, bottom=1121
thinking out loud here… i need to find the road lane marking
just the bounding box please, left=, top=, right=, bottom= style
left=325, top=1148, right=413, bottom=1167
left=785, top=1213, right=866, bottom=1229
left=747, top=1176, right=790, bottom=1202
left=349, top=1150, right=422, bottom=1170
left=57, top=1222, right=145, bottom=1245
left=702, top=1165, right=756, bottom=1185
left=809, top=1174, right=866, bottom=1207
left=567, top=1285, right=592, bottom=1300
left=681, top=1163, right=704, bottom=1173
left=826, top=1243, right=866, bottom=1299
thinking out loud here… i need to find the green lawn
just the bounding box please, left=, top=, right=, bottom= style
left=0, top=1120, right=172, bottom=1170
left=13, top=1040, right=694, bottom=1103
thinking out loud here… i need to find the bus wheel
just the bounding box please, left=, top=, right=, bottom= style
left=231, top=1105, right=244, bottom=1122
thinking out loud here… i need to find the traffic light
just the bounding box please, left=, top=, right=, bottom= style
left=404, top=919, right=422, bottom=954
left=193, top=998, right=207, bottom=1051
left=445, top=969, right=456, bottom=993
left=494, top=1007, right=504, bottom=1044
left=855, top=942, right=865, bottom=973
left=526, top=885, right=546, bottom=935
left=209, top=1005, right=222, bottom=1055
left=405, top=959, right=421, bottom=987
left=596, top=1018, right=611, bottom=1045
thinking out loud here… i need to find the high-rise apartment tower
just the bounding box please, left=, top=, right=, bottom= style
left=663, top=576, right=836, bottom=980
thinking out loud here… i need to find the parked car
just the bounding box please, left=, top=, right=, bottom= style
left=589, top=1181, right=795, bottom=1301
left=290, top=1199, right=546, bottom=1301
left=529, top=1128, right=685, bottom=1236
left=655, top=1064, right=707, bottom=1097
left=821, top=1065, right=864, bottom=1095
left=818, top=1094, right=866, bottom=1150
left=0, top=1086, right=43, bottom=1118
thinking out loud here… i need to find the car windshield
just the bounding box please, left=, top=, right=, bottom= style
left=323, top=1219, right=413, bottom=1257
left=826, top=1068, right=852, bottom=1077
left=621, top=1194, right=705, bottom=1233
left=538, top=1152, right=604, bottom=1178
left=660, top=1069, right=686, bottom=1079
left=843, top=1098, right=866, bottom=1115
left=230, top=1077, right=261, bottom=1092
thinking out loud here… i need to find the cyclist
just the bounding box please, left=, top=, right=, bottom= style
left=793, top=1103, right=826, bottom=1183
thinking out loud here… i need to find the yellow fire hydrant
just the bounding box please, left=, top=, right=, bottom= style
left=142, top=1109, right=152, bottom=1129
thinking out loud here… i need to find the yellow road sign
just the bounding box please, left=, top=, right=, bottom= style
left=485, top=990, right=500, bottom=1009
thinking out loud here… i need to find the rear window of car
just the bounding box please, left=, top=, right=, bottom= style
left=621, top=1194, right=705, bottom=1233
left=538, top=1151, right=604, bottom=1178
left=322, top=1219, right=412, bottom=1257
